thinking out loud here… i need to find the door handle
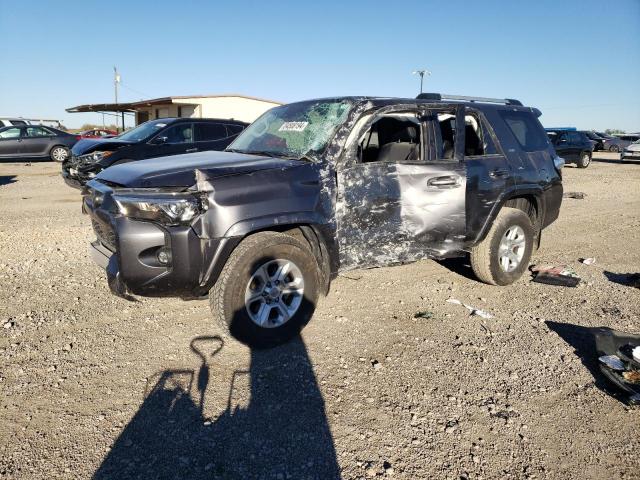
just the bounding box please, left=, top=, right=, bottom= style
left=489, top=168, right=509, bottom=178
left=427, top=175, right=460, bottom=188
left=186, top=148, right=198, bottom=153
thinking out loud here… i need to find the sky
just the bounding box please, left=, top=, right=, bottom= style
left=1, top=0, right=639, bottom=131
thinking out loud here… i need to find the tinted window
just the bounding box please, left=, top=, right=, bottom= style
left=195, top=123, right=227, bottom=142
left=226, top=124, right=244, bottom=135
left=0, top=127, right=21, bottom=138
left=10, top=120, right=27, bottom=126
left=25, top=126, right=52, bottom=137
left=499, top=111, right=548, bottom=152
left=567, top=132, right=582, bottom=143
left=162, top=124, right=193, bottom=144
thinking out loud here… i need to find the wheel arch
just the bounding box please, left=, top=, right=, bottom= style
left=201, top=215, right=336, bottom=296
left=474, top=188, right=543, bottom=245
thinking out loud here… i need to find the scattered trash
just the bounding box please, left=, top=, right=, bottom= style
left=530, top=264, right=580, bottom=287
left=446, top=298, right=493, bottom=319
left=599, top=355, right=625, bottom=371
left=414, top=311, right=434, bottom=319
left=563, top=191, right=586, bottom=199
left=622, top=370, right=640, bottom=384
left=579, top=257, right=596, bottom=265
left=594, top=329, right=640, bottom=406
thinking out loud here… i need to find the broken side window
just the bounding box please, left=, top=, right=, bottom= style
left=358, top=113, right=422, bottom=164
left=463, top=111, right=498, bottom=156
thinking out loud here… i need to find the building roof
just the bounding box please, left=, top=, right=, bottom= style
left=66, top=94, right=282, bottom=113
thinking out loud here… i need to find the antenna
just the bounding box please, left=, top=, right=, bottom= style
left=412, top=69, right=431, bottom=94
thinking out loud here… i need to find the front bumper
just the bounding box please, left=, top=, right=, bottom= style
left=83, top=185, right=239, bottom=298
left=61, top=158, right=101, bottom=189
left=621, top=151, right=640, bottom=160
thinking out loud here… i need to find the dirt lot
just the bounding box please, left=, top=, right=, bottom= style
left=0, top=153, right=638, bottom=480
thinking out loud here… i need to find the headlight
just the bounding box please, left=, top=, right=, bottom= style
left=80, top=151, right=113, bottom=163
left=553, top=156, right=565, bottom=170
left=113, top=193, right=202, bottom=225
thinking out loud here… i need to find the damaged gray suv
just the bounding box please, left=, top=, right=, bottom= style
left=83, top=95, right=563, bottom=347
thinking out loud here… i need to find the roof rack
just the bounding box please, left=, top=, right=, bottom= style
left=416, top=93, right=523, bottom=106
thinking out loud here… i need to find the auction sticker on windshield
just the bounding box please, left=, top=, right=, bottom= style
left=278, top=122, right=308, bottom=132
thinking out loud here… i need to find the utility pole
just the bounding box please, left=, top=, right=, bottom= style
left=412, top=69, right=431, bottom=94
left=114, top=66, right=123, bottom=132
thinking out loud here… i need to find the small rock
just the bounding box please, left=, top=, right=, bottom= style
left=63, top=343, right=73, bottom=352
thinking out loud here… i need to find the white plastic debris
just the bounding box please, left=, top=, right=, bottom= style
left=633, top=346, right=640, bottom=363
left=598, top=355, right=625, bottom=371
left=446, top=298, right=494, bottom=319
left=580, top=258, right=596, bottom=265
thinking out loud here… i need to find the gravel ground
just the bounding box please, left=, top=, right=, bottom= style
left=0, top=153, right=639, bottom=480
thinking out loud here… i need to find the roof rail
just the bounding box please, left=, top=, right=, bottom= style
left=416, top=93, right=523, bottom=106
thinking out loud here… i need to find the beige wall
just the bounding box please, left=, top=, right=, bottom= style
left=134, top=96, right=280, bottom=125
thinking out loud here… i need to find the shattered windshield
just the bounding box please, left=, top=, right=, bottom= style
left=228, top=99, right=353, bottom=160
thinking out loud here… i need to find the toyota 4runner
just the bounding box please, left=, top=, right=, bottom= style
left=83, top=95, right=563, bottom=347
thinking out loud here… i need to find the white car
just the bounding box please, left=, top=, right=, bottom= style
left=621, top=139, right=640, bottom=162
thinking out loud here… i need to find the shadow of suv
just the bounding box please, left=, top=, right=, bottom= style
left=62, top=117, right=247, bottom=188
left=83, top=94, right=563, bottom=347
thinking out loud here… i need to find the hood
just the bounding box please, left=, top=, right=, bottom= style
left=96, top=150, right=306, bottom=188
left=71, top=137, right=135, bottom=155
left=626, top=143, right=640, bottom=152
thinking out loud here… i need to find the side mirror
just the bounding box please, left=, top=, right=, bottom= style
left=151, top=136, right=168, bottom=145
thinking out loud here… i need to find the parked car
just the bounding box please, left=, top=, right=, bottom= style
left=0, top=125, right=79, bottom=161
left=602, top=134, right=639, bottom=152
left=546, top=129, right=593, bottom=168
left=62, top=117, right=248, bottom=188
left=82, top=94, right=563, bottom=347
left=0, top=117, right=30, bottom=127
left=583, top=131, right=606, bottom=151
left=79, top=128, right=117, bottom=138
left=621, top=139, right=640, bottom=162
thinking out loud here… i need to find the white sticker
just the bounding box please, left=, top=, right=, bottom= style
left=278, top=121, right=308, bottom=132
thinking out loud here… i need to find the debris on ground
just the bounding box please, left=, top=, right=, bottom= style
left=580, top=257, right=596, bottom=265
left=414, top=311, right=434, bottom=319
left=530, top=265, right=581, bottom=287
left=599, top=355, right=625, bottom=371
left=594, top=328, right=640, bottom=406
left=563, top=191, right=586, bottom=199
left=622, top=370, right=640, bottom=384
left=446, top=298, right=493, bottom=319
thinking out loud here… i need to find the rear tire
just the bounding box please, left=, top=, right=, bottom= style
left=470, top=207, right=534, bottom=286
left=609, top=145, right=619, bottom=153
left=209, top=232, right=319, bottom=348
left=50, top=146, right=70, bottom=162
left=577, top=152, right=591, bottom=168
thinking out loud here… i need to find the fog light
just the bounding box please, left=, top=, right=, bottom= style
left=157, top=248, right=172, bottom=265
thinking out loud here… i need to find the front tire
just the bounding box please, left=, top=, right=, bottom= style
left=210, top=232, right=320, bottom=348
left=470, top=207, right=534, bottom=286
left=50, top=146, right=70, bottom=162
left=577, top=152, right=591, bottom=168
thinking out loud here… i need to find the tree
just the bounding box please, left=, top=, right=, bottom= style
left=605, top=128, right=626, bottom=135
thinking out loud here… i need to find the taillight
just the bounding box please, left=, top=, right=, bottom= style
left=75, top=135, right=81, bottom=140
